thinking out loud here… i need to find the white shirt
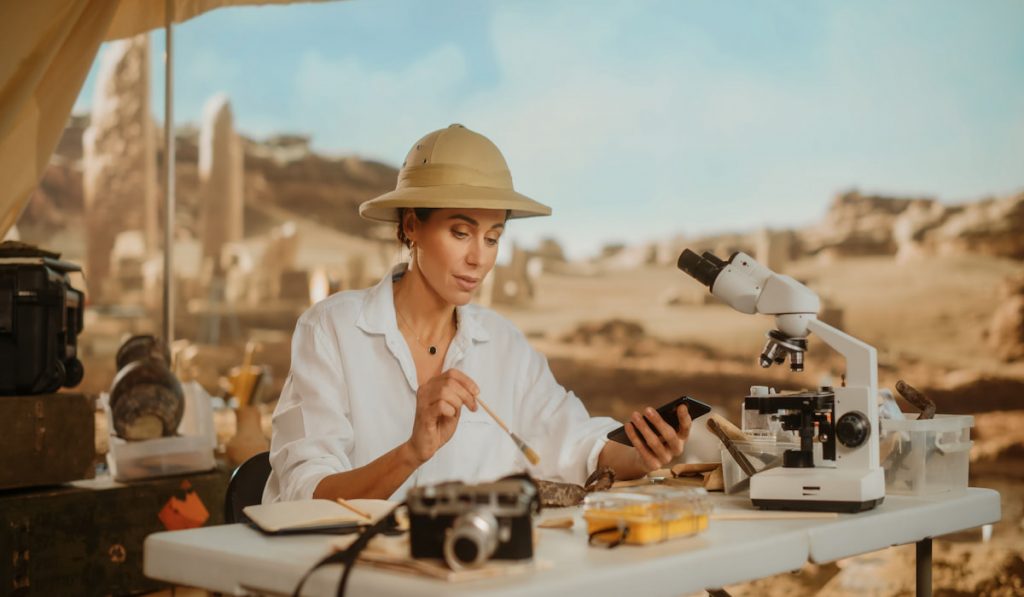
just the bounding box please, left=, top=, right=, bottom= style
left=263, top=263, right=618, bottom=503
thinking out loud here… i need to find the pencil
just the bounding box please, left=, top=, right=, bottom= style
left=475, top=396, right=541, bottom=466
left=335, top=497, right=373, bottom=521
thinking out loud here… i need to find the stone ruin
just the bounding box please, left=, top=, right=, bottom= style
left=754, top=228, right=795, bottom=273
left=987, top=272, right=1024, bottom=362
left=801, top=189, right=1024, bottom=262
left=478, top=244, right=542, bottom=307
left=82, top=34, right=158, bottom=304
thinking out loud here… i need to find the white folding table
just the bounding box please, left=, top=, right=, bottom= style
left=144, top=488, right=1000, bottom=597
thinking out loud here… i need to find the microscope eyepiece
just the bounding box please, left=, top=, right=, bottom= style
left=677, top=249, right=725, bottom=289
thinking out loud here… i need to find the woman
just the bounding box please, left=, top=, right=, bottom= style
left=264, top=124, right=692, bottom=503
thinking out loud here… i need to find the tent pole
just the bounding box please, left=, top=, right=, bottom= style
left=162, top=0, right=175, bottom=357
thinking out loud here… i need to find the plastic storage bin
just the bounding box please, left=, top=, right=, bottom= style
left=880, top=414, right=973, bottom=495
left=583, top=486, right=711, bottom=546
left=103, top=381, right=217, bottom=481
left=720, top=439, right=799, bottom=494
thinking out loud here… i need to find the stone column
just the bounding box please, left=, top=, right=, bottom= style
left=83, top=34, right=157, bottom=303
left=198, top=94, right=244, bottom=266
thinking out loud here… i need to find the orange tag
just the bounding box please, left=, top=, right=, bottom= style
left=159, top=487, right=210, bottom=531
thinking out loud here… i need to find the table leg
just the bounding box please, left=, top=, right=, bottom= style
left=916, top=537, right=932, bottom=597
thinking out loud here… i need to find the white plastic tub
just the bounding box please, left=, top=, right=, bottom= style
left=103, top=381, right=217, bottom=481
left=880, top=414, right=973, bottom=496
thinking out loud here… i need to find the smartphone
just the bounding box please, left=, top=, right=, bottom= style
left=606, top=396, right=712, bottom=448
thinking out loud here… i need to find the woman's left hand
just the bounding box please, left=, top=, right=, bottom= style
left=623, top=404, right=693, bottom=472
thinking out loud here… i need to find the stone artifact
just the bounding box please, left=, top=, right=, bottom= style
left=109, top=335, right=184, bottom=440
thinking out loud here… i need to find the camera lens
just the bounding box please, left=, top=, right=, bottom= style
left=453, top=537, right=479, bottom=564
left=443, top=509, right=499, bottom=570
left=677, top=249, right=725, bottom=289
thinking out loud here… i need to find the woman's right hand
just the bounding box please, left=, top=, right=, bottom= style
left=406, top=369, right=479, bottom=464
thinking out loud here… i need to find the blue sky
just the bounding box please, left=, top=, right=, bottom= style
left=74, top=0, right=1024, bottom=259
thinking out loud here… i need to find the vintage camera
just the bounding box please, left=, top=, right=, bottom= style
left=407, top=477, right=539, bottom=570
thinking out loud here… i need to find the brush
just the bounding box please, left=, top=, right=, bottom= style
left=474, top=396, right=541, bottom=466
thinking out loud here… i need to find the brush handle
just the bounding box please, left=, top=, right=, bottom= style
left=475, top=396, right=511, bottom=434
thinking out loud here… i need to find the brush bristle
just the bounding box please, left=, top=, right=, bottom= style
left=510, top=432, right=541, bottom=465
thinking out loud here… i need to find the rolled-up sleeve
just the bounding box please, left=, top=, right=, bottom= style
left=514, top=336, right=619, bottom=485
left=264, top=315, right=354, bottom=502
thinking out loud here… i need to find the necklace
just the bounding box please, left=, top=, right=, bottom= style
left=395, top=307, right=454, bottom=356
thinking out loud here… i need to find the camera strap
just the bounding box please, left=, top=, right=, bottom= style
left=291, top=502, right=405, bottom=597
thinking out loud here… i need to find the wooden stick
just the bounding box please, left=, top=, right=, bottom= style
left=336, top=498, right=373, bottom=521
left=475, top=397, right=540, bottom=465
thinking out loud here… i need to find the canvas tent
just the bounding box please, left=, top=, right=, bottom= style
left=0, top=0, right=327, bottom=239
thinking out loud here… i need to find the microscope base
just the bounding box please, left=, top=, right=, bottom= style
left=752, top=497, right=884, bottom=513
left=750, top=466, right=885, bottom=513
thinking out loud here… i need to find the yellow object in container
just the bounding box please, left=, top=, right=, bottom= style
left=583, top=487, right=711, bottom=546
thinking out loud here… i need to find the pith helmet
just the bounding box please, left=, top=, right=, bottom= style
left=358, top=124, right=551, bottom=223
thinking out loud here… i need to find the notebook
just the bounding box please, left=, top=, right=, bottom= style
left=243, top=499, right=397, bottom=534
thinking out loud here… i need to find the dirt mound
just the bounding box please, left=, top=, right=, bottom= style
left=557, top=318, right=718, bottom=360
left=922, top=373, right=1024, bottom=414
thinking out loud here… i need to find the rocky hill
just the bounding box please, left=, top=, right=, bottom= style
left=17, top=115, right=397, bottom=246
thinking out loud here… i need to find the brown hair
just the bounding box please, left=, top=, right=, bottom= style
left=397, top=208, right=436, bottom=249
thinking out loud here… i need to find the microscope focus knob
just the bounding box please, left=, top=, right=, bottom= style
left=836, top=411, right=871, bottom=448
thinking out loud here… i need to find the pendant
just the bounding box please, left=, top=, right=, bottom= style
left=429, top=346, right=437, bottom=355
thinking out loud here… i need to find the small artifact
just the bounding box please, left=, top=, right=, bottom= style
left=535, top=466, right=616, bottom=508
left=702, top=466, right=724, bottom=491
left=895, top=380, right=936, bottom=420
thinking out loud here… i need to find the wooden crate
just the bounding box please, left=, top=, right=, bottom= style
left=1, top=468, right=229, bottom=596
left=0, top=392, right=96, bottom=490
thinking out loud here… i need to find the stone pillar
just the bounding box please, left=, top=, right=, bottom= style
left=755, top=228, right=792, bottom=273
left=198, top=94, right=244, bottom=266
left=83, top=34, right=157, bottom=303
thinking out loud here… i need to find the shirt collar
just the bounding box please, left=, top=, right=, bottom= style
left=356, top=263, right=490, bottom=343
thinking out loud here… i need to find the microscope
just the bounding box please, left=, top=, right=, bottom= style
left=678, top=249, right=884, bottom=512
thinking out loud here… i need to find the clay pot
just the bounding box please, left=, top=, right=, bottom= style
left=226, top=405, right=269, bottom=466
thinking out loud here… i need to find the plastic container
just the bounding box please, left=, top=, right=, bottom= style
left=103, top=381, right=217, bottom=481
left=720, top=439, right=799, bottom=494
left=583, top=486, right=711, bottom=546
left=880, top=414, right=973, bottom=495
